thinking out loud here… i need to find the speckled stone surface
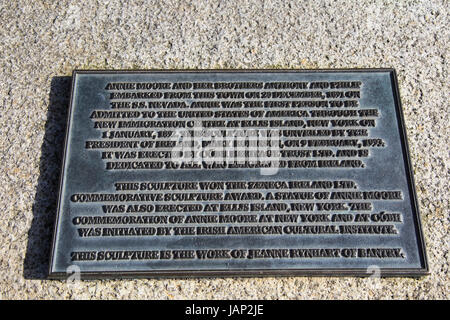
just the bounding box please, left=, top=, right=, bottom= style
left=0, top=0, right=448, bottom=299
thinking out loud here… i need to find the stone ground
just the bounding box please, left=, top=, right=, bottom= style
left=0, top=0, right=448, bottom=299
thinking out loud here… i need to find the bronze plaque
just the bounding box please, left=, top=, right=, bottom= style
left=49, top=69, right=428, bottom=279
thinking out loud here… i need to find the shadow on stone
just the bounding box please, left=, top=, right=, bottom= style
left=23, top=76, right=71, bottom=279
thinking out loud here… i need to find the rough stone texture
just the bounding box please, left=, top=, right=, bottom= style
left=0, top=0, right=448, bottom=299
